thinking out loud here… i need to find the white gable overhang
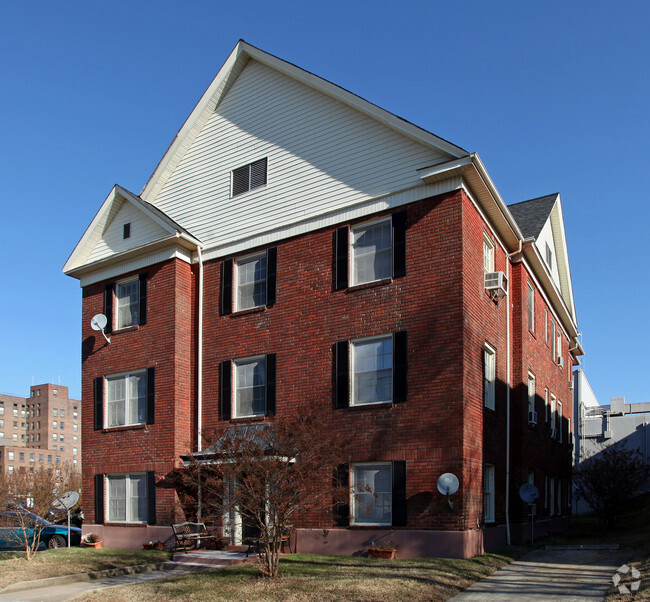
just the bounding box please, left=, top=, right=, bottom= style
left=63, top=184, right=202, bottom=285
left=140, top=40, right=468, bottom=204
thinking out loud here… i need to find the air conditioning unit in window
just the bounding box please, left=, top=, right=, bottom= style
left=484, top=272, right=508, bottom=297
left=568, top=380, right=574, bottom=391
left=528, top=410, right=538, bottom=425
left=557, top=356, right=564, bottom=368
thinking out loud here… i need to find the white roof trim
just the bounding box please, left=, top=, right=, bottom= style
left=140, top=40, right=467, bottom=203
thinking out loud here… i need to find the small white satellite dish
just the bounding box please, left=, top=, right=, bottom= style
left=51, top=491, right=80, bottom=511
left=437, top=473, right=460, bottom=496
left=91, top=313, right=111, bottom=344
left=519, top=483, right=539, bottom=504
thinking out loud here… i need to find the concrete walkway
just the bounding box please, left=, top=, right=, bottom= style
left=450, top=547, right=629, bottom=600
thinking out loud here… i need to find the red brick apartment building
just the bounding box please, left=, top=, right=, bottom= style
left=63, top=41, right=582, bottom=557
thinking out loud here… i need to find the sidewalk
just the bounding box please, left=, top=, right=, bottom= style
left=450, top=547, right=629, bottom=600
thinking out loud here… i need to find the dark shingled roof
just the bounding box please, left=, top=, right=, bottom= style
left=508, top=193, right=559, bottom=239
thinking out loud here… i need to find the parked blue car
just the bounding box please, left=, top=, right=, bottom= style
left=0, top=511, right=82, bottom=549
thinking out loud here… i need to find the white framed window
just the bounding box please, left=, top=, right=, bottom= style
left=8, top=451, right=14, bottom=461
left=53, top=421, right=57, bottom=429
left=73, top=448, right=78, bottom=456
left=550, top=477, right=555, bottom=515
left=545, top=388, right=549, bottom=422
left=107, top=473, right=148, bottom=523
left=483, top=235, right=495, bottom=273
left=234, top=356, right=267, bottom=418
left=231, top=157, right=267, bottom=197
left=52, top=433, right=57, bottom=441
left=556, top=332, right=562, bottom=363
left=73, top=435, right=78, bottom=443
left=484, top=464, right=495, bottom=522
left=528, top=373, right=535, bottom=415
left=527, top=283, right=535, bottom=332
left=60, top=409, right=65, bottom=418
left=53, top=409, right=58, bottom=417
left=351, top=218, right=392, bottom=285
left=351, top=462, right=392, bottom=526
left=73, top=423, right=78, bottom=432
left=351, top=335, right=393, bottom=406
left=8, top=466, right=13, bottom=475
left=557, top=401, right=563, bottom=442
left=116, top=277, right=140, bottom=329
left=236, top=252, right=267, bottom=311
left=551, top=320, right=556, bottom=359
left=106, top=371, right=148, bottom=427
left=550, top=395, right=557, bottom=438
left=484, top=344, right=496, bottom=410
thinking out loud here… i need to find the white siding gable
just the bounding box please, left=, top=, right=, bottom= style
left=150, top=60, right=454, bottom=254
left=536, top=218, right=560, bottom=289
left=87, top=199, right=170, bottom=264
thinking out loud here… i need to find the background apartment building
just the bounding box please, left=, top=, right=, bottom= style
left=0, top=384, right=81, bottom=475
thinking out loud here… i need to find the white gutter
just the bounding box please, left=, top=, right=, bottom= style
left=197, top=245, right=204, bottom=452
left=504, top=240, right=522, bottom=546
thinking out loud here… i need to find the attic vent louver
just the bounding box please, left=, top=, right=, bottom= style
left=232, top=158, right=267, bottom=197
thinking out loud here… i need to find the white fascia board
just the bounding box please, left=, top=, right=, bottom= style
left=419, top=153, right=524, bottom=250
left=548, top=195, right=577, bottom=321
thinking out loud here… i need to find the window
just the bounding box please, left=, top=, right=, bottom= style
left=545, top=243, right=553, bottom=267
left=483, top=235, right=495, bottom=273
left=350, top=461, right=406, bottom=526
left=104, top=473, right=155, bottom=524
left=335, top=211, right=406, bottom=289
left=527, top=373, right=535, bottom=416
left=19, top=452, right=24, bottom=461
left=549, top=477, right=555, bottom=515
left=335, top=332, right=407, bottom=408
left=550, top=395, right=557, bottom=438
left=551, top=320, right=556, bottom=359
left=237, top=252, right=267, bottom=310
left=235, top=356, right=268, bottom=418
left=56, top=456, right=61, bottom=464
left=219, top=355, right=276, bottom=420
left=29, top=453, right=34, bottom=463
left=123, top=222, right=131, bottom=239
left=116, top=278, right=141, bottom=329
left=8, top=466, right=13, bottom=475
left=484, top=464, right=495, bottom=522
left=556, top=332, right=562, bottom=363
left=545, top=388, right=549, bottom=422
left=60, top=434, right=64, bottom=442
left=484, top=345, right=496, bottom=410
left=73, top=435, right=78, bottom=443
left=527, top=284, right=535, bottom=332
left=232, top=157, right=267, bottom=197
left=544, top=309, right=548, bottom=340
left=48, top=455, right=52, bottom=464
left=73, top=424, right=78, bottom=432
left=53, top=409, right=58, bottom=417
left=53, top=433, right=57, bottom=441
left=220, top=248, right=277, bottom=315
left=73, top=447, right=78, bottom=456
left=53, top=421, right=57, bottom=429
left=557, top=401, right=563, bottom=443
left=60, top=422, right=64, bottom=429
left=8, top=451, right=14, bottom=461
left=106, top=371, right=148, bottom=427
left=39, top=454, right=43, bottom=463
left=73, top=412, right=78, bottom=419
left=104, top=273, right=147, bottom=332
left=53, top=389, right=58, bottom=396
left=60, top=409, right=65, bottom=418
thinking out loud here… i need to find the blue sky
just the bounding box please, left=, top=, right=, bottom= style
left=1, top=1, right=648, bottom=404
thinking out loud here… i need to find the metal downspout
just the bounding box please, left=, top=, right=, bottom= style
left=197, top=246, right=204, bottom=521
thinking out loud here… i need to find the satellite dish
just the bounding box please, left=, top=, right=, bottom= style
left=90, top=314, right=111, bottom=344
left=51, top=491, right=80, bottom=511
left=519, top=483, right=539, bottom=504
left=437, top=473, right=460, bottom=496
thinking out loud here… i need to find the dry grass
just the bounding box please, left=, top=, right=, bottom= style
left=0, top=548, right=170, bottom=589
left=74, top=550, right=524, bottom=601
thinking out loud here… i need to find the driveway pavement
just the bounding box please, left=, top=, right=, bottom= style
left=450, top=547, right=629, bottom=600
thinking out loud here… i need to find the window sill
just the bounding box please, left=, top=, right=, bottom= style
left=228, top=416, right=269, bottom=424
left=102, top=424, right=148, bottom=433
left=230, top=306, right=266, bottom=317
left=346, top=278, right=392, bottom=293
left=348, top=524, right=392, bottom=529
left=103, top=522, right=148, bottom=528
left=347, top=401, right=393, bottom=410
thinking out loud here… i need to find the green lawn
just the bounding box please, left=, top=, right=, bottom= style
left=73, top=550, right=524, bottom=601
left=0, top=548, right=171, bottom=590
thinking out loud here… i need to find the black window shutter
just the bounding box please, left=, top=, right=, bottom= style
left=94, top=474, right=105, bottom=524
left=334, top=227, right=349, bottom=290
left=146, top=367, right=155, bottom=425
left=266, top=353, right=277, bottom=416
left=266, top=247, right=277, bottom=306
left=232, top=165, right=249, bottom=197
left=393, top=331, right=408, bottom=403
left=147, top=471, right=157, bottom=525
left=220, top=360, right=232, bottom=420
left=221, top=259, right=233, bottom=316
left=392, top=460, right=407, bottom=526
left=334, top=341, right=350, bottom=408
left=392, top=211, right=407, bottom=278
left=104, top=283, right=114, bottom=333
left=93, top=376, right=103, bottom=430
left=139, top=273, right=148, bottom=325
left=334, top=463, right=350, bottom=527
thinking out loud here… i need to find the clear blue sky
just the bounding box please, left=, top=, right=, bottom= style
left=1, top=1, right=648, bottom=405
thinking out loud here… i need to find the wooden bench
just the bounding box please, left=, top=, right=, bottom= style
left=172, top=522, right=218, bottom=552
